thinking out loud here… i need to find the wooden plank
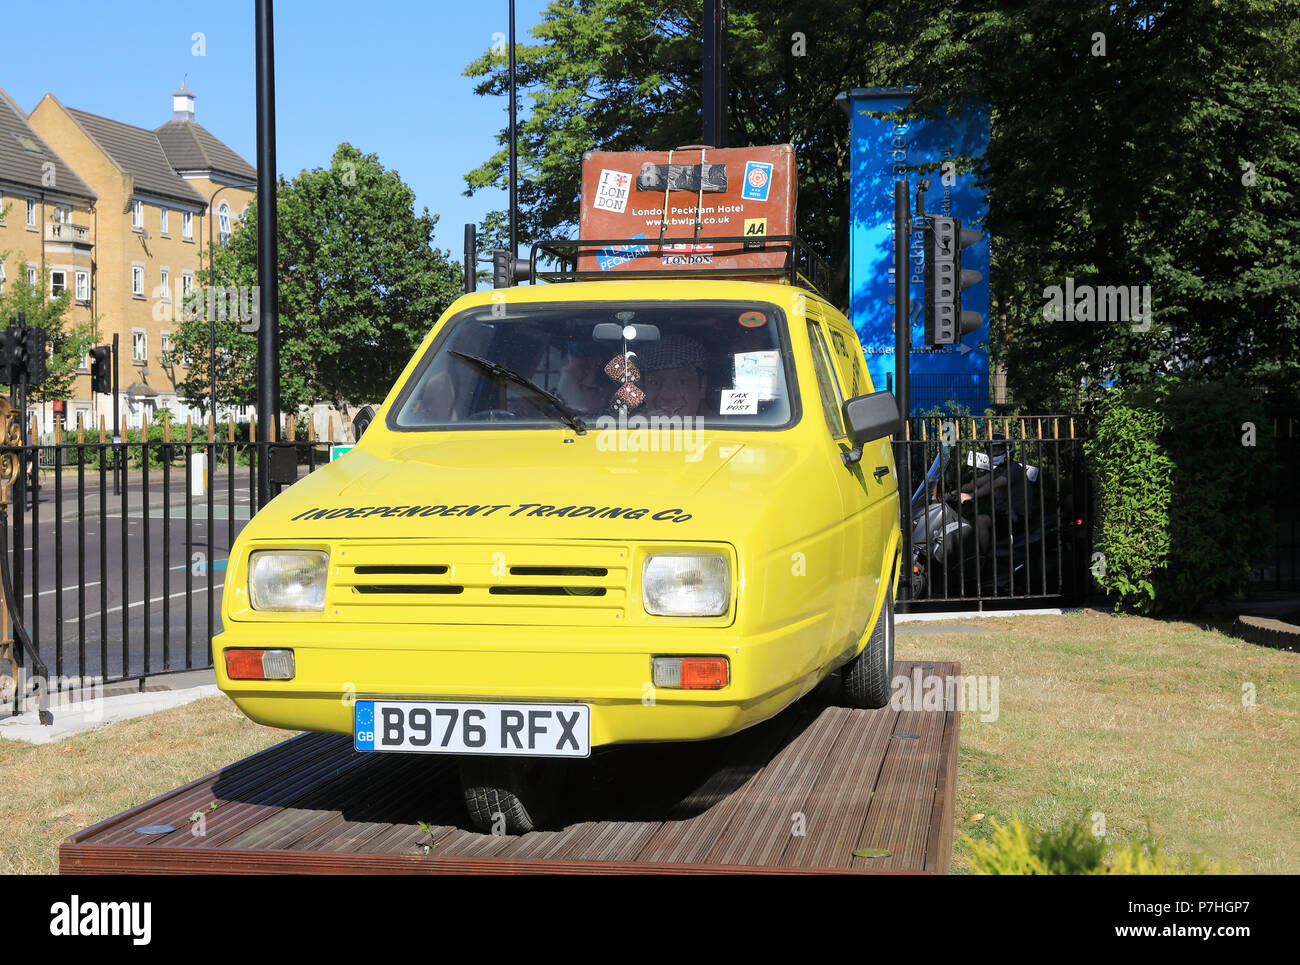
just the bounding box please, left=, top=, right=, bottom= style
left=286, top=754, right=448, bottom=852
left=60, top=844, right=894, bottom=875
left=71, top=733, right=335, bottom=847
left=851, top=688, right=948, bottom=870
left=92, top=735, right=356, bottom=848
left=701, top=707, right=845, bottom=866
left=924, top=668, right=961, bottom=873
left=778, top=705, right=896, bottom=869
left=62, top=670, right=959, bottom=874
left=176, top=746, right=382, bottom=850
left=633, top=701, right=815, bottom=864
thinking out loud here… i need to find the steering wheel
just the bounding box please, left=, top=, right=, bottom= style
left=467, top=409, right=520, bottom=422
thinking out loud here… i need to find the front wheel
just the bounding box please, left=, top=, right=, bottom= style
left=841, top=587, right=894, bottom=709
left=459, top=756, right=566, bottom=834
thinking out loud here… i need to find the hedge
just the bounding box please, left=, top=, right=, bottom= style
left=1085, top=379, right=1272, bottom=614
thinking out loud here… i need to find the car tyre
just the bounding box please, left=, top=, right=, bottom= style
left=459, top=756, right=566, bottom=834
left=842, top=586, right=894, bottom=709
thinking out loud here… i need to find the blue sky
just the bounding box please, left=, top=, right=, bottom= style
left=3, top=0, right=552, bottom=253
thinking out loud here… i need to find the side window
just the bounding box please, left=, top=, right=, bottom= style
left=806, top=321, right=846, bottom=438
left=826, top=323, right=871, bottom=399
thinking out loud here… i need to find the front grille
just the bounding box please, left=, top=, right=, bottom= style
left=327, top=541, right=630, bottom=625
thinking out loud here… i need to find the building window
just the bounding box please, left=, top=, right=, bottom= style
left=50, top=270, right=66, bottom=297
left=182, top=211, right=193, bottom=240
left=160, top=206, right=169, bottom=235
left=181, top=271, right=194, bottom=296
left=132, top=330, right=147, bottom=363
left=54, top=204, right=70, bottom=223
left=218, top=202, right=232, bottom=245
left=26, top=198, right=36, bottom=227
left=26, top=264, right=37, bottom=287
left=132, top=265, right=144, bottom=296
left=159, top=268, right=170, bottom=301
left=160, top=332, right=173, bottom=365
left=131, top=200, right=144, bottom=230
left=75, top=270, right=89, bottom=301
left=0, top=261, right=5, bottom=294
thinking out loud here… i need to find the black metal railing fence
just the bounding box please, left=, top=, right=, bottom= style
left=894, top=414, right=1091, bottom=611
left=1, top=422, right=334, bottom=713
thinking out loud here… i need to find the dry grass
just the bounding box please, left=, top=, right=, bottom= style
left=896, top=609, right=1300, bottom=873
left=0, top=696, right=288, bottom=875
left=2, top=610, right=1295, bottom=874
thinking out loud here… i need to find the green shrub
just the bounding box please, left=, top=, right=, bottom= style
left=1085, top=379, right=1271, bottom=614
left=964, top=814, right=1233, bottom=875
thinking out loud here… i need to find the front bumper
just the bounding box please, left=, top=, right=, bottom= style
left=213, top=616, right=833, bottom=747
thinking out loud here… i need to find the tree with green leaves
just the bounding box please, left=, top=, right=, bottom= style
left=0, top=266, right=96, bottom=404
left=462, top=0, right=911, bottom=302
left=173, top=142, right=464, bottom=415
left=464, top=0, right=1300, bottom=410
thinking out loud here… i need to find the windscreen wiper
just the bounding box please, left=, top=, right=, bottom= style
left=450, top=351, right=588, bottom=435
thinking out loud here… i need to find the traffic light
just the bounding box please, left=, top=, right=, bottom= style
left=89, top=345, right=112, bottom=394
left=11, top=324, right=29, bottom=378
left=22, top=326, right=48, bottom=386
left=0, top=325, right=15, bottom=385
left=490, top=249, right=532, bottom=289
left=492, top=249, right=512, bottom=289
left=924, top=216, right=983, bottom=345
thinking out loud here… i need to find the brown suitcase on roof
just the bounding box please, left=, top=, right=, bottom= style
left=577, top=144, right=797, bottom=277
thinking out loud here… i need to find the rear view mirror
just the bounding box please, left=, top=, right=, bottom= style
left=352, top=404, right=377, bottom=441
left=592, top=322, right=660, bottom=341
left=840, top=391, right=898, bottom=467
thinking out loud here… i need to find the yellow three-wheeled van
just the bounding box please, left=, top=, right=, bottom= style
left=215, top=272, right=901, bottom=833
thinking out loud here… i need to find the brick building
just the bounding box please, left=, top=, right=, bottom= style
left=0, top=81, right=254, bottom=431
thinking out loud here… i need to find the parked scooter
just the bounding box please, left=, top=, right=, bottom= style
left=907, top=435, right=1073, bottom=599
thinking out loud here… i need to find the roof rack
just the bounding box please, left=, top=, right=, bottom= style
left=528, top=234, right=832, bottom=300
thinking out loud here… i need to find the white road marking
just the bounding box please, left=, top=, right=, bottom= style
left=63, top=582, right=223, bottom=623
left=28, top=561, right=196, bottom=599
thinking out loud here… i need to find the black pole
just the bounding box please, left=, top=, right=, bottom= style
left=464, top=223, right=477, bottom=294
left=16, top=312, right=27, bottom=450
left=255, top=0, right=280, bottom=508
left=894, top=179, right=912, bottom=600
left=702, top=0, right=727, bottom=147
left=111, top=333, right=120, bottom=497
left=508, top=0, right=518, bottom=257
left=894, top=179, right=910, bottom=433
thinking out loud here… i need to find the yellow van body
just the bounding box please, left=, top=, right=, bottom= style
left=214, top=278, right=900, bottom=750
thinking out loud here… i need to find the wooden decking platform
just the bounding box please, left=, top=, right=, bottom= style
left=61, top=661, right=959, bottom=874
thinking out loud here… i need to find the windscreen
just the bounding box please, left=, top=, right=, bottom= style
left=390, top=302, right=795, bottom=430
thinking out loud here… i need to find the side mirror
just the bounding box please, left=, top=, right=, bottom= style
left=840, top=391, right=898, bottom=466
left=352, top=404, right=377, bottom=442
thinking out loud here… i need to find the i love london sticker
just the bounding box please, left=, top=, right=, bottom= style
left=594, top=169, right=633, bottom=213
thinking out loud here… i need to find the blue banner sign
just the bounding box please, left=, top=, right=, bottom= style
left=843, top=88, right=991, bottom=414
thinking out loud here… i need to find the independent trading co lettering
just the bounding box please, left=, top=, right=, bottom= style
left=289, top=503, right=695, bottom=522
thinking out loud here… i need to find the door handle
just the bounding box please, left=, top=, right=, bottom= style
left=874, top=466, right=890, bottom=483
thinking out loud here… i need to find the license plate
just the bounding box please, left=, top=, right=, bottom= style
left=354, top=700, right=590, bottom=758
